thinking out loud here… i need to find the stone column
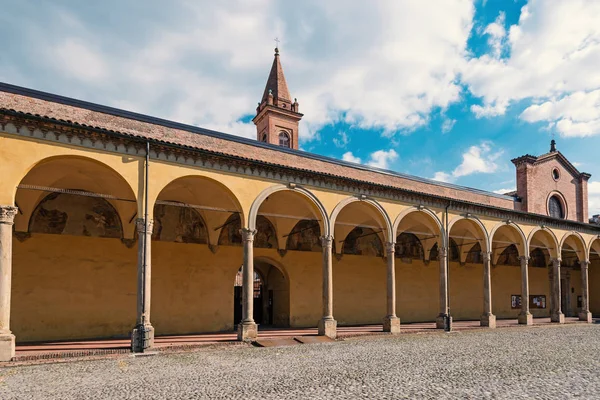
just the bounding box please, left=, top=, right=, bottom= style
left=436, top=246, right=451, bottom=329
left=318, top=235, right=337, bottom=338
left=481, top=251, right=496, bottom=328
left=551, top=258, right=565, bottom=323
left=0, top=206, right=17, bottom=362
left=238, top=228, right=258, bottom=341
left=579, top=260, right=592, bottom=323
left=383, top=242, right=400, bottom=333
left=518, top=256, right=533, bottom=325
left=131, top=218, right=155, bottom=352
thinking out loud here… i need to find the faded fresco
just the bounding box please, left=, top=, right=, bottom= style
left=496, top=244, right=520, bottom=266
left=152, top=203, right=208, bottom=244
left=343, top=227, right=383, bottom=257
left=530, top=248, right=548, bottom=268
left=395, top=233, right=424, bottom=260
left=465, top=242, right=483, bottom=264
left=429, top=239, right=460, bottom=262
left=218, top=214, right=278, bottom=248
left=29, top=192, right=122, bottom=238
left=286, top=220, right=321, bottom=252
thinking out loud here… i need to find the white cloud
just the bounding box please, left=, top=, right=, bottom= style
left=432, top=171, right=453, bottom=183
left=441, top=118, right=456, bottom=133
left=341, top=148, right=399, bottom=169
left=0, top=0, right=475, bottom=141
left=432, top=142, right=502, bottom=183
left=333, top=131, right=349, bottom=148
left=484, top=11, right=506, bottom=58
left=471, top=101, right=508, bottom=119
left=342, top=151, right=361, bottom=163
left=367, top=149, right=398, bottom=169
left=493, top=187, right=515, bottom=195
left=520, top=90, right=600, bottom=137
left=588, top=181, right=600, bottom=217
left=462, top=1, right=600, bottom=128
left=52, top=38, right=108, bottom=82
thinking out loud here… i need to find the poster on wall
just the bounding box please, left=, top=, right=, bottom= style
left=511, top=295, right=522, bottom=309
left=530, top=295, right=546, bottom=309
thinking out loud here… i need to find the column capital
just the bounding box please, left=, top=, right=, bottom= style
left=552, top=258, right=561, bottom=266
left=0, top=206, right=18, bottom=225
left=320, top=235, right=334, bottom=249
left=482, top=251, right=492, bottom=263
left=240, top=228, right=257, bottom=242
left=135, top=218, right=154, bottom=234
left=385, top=242, right=396, bottom=255
left=519, top=255, right=530, bottom=263
left=580, top=260, right=590, bottom=269
left=439, top=246, right=448, bottom=258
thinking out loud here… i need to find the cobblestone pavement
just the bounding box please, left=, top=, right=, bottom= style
left=2, top=324, right=600, bottom=399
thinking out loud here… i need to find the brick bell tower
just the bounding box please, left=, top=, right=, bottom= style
left=253, top=47, right=302, bottom=149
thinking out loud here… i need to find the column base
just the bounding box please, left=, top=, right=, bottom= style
left=0, top=333, right=15, bottom=362
left=481, top=313, right=496, bottom=328
left=436, top=314, right=452, bottom=330
left=131, top=324, right=155, bottom=353
left=383, top=315, right=401, bottom=333
left=318, top=317, right=337, bottom=339
left=237, top=322, right=258, bottom=341
left=578, top=311, right=592, bottom=323
left=518, top=312, right=533, bottom=326
left=551, top=312, right=565, bottom=324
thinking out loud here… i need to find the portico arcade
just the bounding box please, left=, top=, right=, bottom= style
left=0, top=136, right=599, bottom=360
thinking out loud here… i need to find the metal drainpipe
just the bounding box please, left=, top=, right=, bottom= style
left=142, top=141, right=149, bottom=326
left=135, top=141, right=150, bottom=350
left=445, top=201, right=452, bottom=332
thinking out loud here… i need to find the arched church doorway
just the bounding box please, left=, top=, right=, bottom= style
left=233, top=259, right=290, bottom=328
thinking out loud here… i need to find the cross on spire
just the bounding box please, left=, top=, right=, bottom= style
left=274, top=37, right=280, bottom=52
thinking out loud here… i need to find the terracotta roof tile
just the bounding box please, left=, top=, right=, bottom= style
left=0, top=84, right=515, bottom=209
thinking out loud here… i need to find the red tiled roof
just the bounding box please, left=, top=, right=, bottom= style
left=0, top=84, right=516, bottom=209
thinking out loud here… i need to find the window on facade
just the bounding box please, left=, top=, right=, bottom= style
left=261, top=134, right=267, bottom=143
left=548, top=195, right=564, bottom=219
left=278, top=132, right=290, bottom=148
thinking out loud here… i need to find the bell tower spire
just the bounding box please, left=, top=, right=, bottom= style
left=253, top=47, right=302, bottom=149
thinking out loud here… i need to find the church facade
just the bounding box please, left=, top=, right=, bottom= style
left=1, top=49, right=599, bottom=361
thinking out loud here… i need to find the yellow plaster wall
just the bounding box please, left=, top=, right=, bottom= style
left=333, top=255, right=386, bottom=326
left=396, top=259, right=439, bottom=322
left=12, top=233, right=137, bottom=343
left=448, top=262, right=484, bottom=320
left=0, top=134, right=141, bottom=209
left=491, top=265, right=552, bottom=318
left=153, top=245, right=323, bottom=334
left=589, top=264, right=600, bottom=316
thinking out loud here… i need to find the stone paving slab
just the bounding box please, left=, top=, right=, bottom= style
left=2, top=324, right=600, bottom=399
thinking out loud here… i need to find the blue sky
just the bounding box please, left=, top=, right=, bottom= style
left=1, top=0, right=600, bottom=214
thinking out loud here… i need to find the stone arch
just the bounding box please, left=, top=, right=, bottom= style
left=489, top=221, right=528, bottom=259
left=588, top=236, right=600, bottom=262
left=394, top=206, right=444, bottom=262
left=154, top=175, right=244, bottom=246
left=527, top=227, right=560, bottom=260
left=248, top=184, right=330, bottom=236
left=14, top=155, right=137, bottom=237
left=393, top=206, right=444, bottom=242
left=330, top=196, right=393, bottom=243
left=559, top=231, right=587, bottom=262
left=447, top=215, right=490, bottom=261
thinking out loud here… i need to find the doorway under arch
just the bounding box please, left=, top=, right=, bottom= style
left=233, top=259, right=290, bottom=328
